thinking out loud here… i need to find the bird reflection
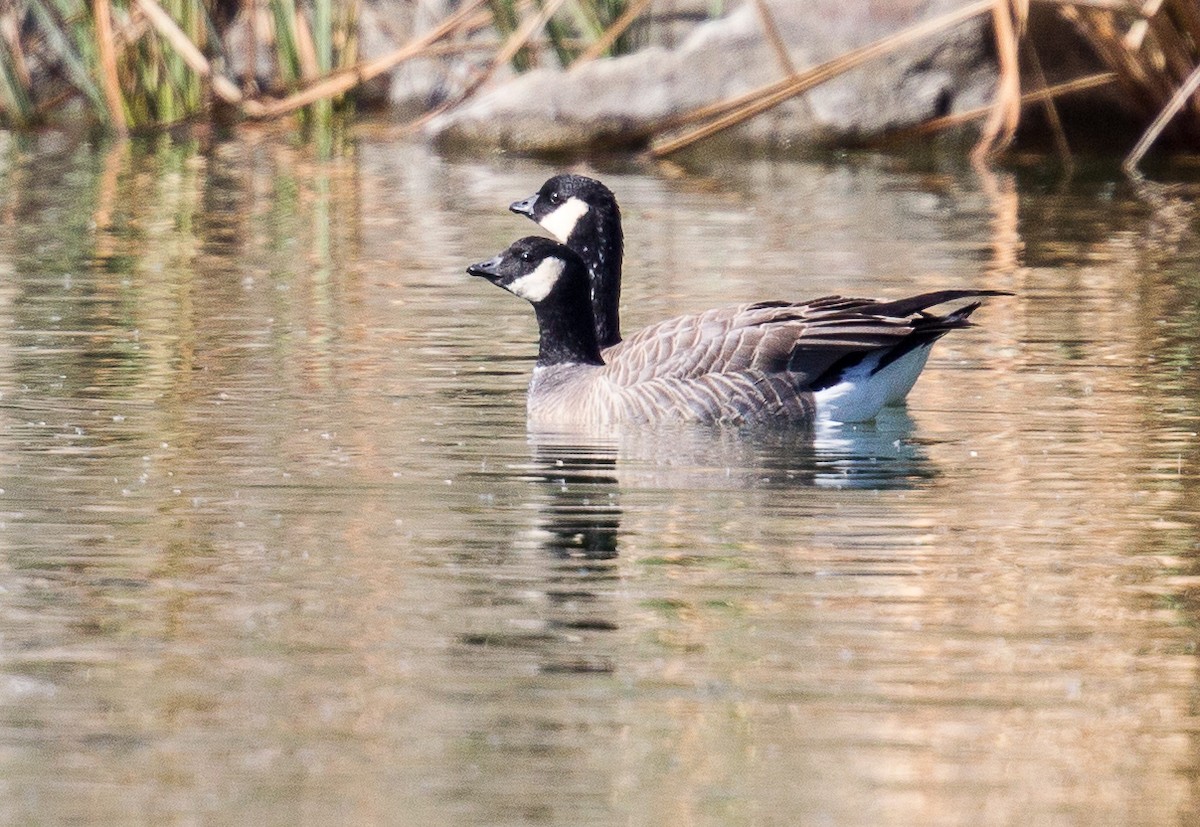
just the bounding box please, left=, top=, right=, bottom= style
left=523, top=407, right=933, bottom=497
left=518, top=410, right=934, bottom=556
left=520, top=435, right=622, bottom=562
left=456, top=413, right=936, bottom=675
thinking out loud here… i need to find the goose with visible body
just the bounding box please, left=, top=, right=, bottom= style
left=509, top=174, right=1007, bottom=414
left=468, top=237, right=1005, bottom=428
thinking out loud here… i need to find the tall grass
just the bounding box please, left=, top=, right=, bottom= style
left=7, top=0, right=1196, bottom=169
left=0, top=0, right=645, bottom=132
left=0, top=0, right=359, bottom=131
left=487, top=0, right=636, bottom=70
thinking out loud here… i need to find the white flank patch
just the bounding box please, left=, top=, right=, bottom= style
left=880, top=345, right=931, bottom=405
left=507, top=257, right=565, bottom=303
left=539, top=196, right=590, bottom=242
left=814, top=345, right=933, bottom=423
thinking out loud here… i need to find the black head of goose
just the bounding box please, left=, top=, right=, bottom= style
left=511, top=173, right=1009, bottom=410
left=468, top=236, right=604, bottom=371
left=469, top=238, right=1006, bottom=428
left=510, top=174, right=623, bottom=350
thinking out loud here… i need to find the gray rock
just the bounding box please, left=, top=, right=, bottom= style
left=422, top=0, right=995, bottom=152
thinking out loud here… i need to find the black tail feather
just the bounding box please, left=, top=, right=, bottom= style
left=809, top=293, right=1002, bottom=391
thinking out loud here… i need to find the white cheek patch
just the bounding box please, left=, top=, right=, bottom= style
left=507, top=257, right=564, bottom=303
left=539, top=196, right=590, bottom=242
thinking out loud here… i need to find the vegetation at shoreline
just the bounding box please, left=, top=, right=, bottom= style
left=0, top=0, right=1199, bottom=170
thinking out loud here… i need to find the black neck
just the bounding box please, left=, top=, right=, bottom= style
left=567, top=205, right=623, bottom=350
left=532, top=276, right=606, bottom=368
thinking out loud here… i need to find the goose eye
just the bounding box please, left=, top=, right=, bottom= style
left=518, top=250, right=534, bottom=263
left=547, top=191, right=562, bottom=205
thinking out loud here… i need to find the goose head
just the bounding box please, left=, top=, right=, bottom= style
left=509, top=174, right=618, bottom=244
left=468, top=237, right=604, bottom=368
left=467, top=236, right=587, bottom=303
left=510, top=175, right=624, bottom=350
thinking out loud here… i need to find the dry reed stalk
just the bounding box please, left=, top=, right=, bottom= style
left=750, top=0, right=797, bottom=77
left=293, top=7, right=320, bottom=79
left=1143, top=6, right=1200, bottom=125
left=0, top=11, right=33, bottom=92
left=881, top=71, right=1115, bottom=141
left=1057, top=4, right=1161, bottom=114
left=403, top=0, right=571, bottom=131
left=1033, top=0, right=1134, bottom=9
left=1124, top=59, right=1200, bottom=171
left=481, top=0, right=570, bottom=84
left=250, top=0, right=487, bottom=119
left=1146, top=10, right=1191, bottom=79
left=92, top=0, right=128, bottom=134
left=571, top=0, right=653, bottom=67
left=1023, top=39, right=1070, bottom=161
left=134, top=0, right=243, bottom=103
left=650, top=0, right=993, bottom=158
left=971, top=0, right=1027, bottom=162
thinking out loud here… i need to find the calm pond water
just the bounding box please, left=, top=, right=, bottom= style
left=0, top=128, right=1199, bottom=825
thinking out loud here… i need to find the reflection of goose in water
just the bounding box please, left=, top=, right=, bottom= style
left=453, top=410, right=934, bottom=674
left=453, top=438, right=623, bottom=675
left=511, top=437, right=622, bottom=561
left=528, top=405, right=931, bottom=493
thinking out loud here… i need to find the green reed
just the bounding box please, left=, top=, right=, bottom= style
left=0, top=0, right=356, bottom=132
left=487, top=0, right=636, bottom=68
left=6, top=0, right=647, bottom=137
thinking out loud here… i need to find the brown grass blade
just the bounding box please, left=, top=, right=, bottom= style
left=249, top=0, right=487, bottom=119
left=972, top=0, right=1024, bottom=163
left=293, top=7, right=320, bottom=80
left=571, top=0, right=654, bottom=68
left=404, top=0, right=571, bottom=131
left=488, top=0, right=571, bottom=79
left=1024, top=39, right=1071, bottom=162
left=134, top=0, right=244, bottom=103
left=880, top=71, right=1116, bottom=141
left=1, top=10, right=33, bottom=92
left=751, top=0, right=797, bottom=77
left=1057, top=4, right=1161, bottom=113
left=1124, top=58, right=1200, bottom=172
left=93, top=0, right=127, bottom=134
left=650, top=0, right=993, bottom=158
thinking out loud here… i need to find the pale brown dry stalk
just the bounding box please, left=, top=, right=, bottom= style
left=650, top=0, right=993, bottom=158
left=0, top=11, right=33, bottom=92
left=134, top=0, right=244, bottom=104
left=571, top=0, right=654, bottom=68
left=1125, top=59, right=1200, bottom=171
left=293, top=8, right=320, bottom=80
left=1023, top=39, right=1070, bottom=162
left=1057, top=3, right=1163, bottom=115
left=971, top=0, right=1027, bottom=163
left=403, top=0, right=572, bottom=132
left=751, top=0, right=797, bottom=77
left=93, top=0, right=128, bottom=134
left=881, top=71, right=1116, bottom=141
left=249, top=0, right=487, bottom=119
left=480, top=0, right=571, bottom=85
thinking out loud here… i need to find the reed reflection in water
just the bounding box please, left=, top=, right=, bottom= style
left=0, top=130, right=1197, bottom=825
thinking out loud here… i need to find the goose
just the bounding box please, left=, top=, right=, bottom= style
left=509, top=173, right=1004, bottom=408
left=468, top=236, right=1005, bottom=427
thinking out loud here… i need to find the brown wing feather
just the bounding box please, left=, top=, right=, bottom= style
left=597, top=291, right=1006, bottom=388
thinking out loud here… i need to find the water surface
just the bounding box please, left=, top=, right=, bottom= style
left=0, top=131, right=1198, bottom=825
